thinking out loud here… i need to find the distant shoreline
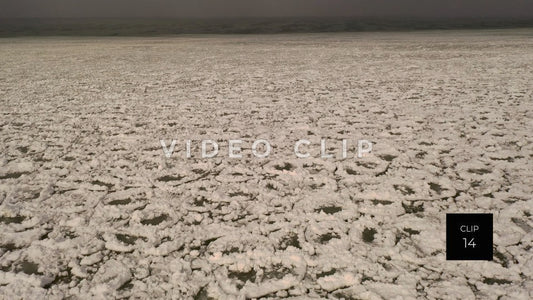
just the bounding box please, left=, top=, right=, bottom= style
left=2, top=17, right=533, bottom=37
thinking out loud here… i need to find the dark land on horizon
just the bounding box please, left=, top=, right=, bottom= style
left=1, top=17, right=533, bottom=37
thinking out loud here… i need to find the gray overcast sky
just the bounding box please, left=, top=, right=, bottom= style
left=1, top=0, right=533, bottom=19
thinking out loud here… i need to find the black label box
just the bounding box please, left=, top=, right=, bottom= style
left=446, top=213, right=493, bottom=260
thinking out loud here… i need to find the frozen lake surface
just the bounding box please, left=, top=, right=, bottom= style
left=0, top=30, right=532, bottom=299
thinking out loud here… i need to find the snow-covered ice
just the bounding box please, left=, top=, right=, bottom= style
left=0, top=30, right=532, bottom=299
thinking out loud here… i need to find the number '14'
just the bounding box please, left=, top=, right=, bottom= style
left=463, top=238, right=476, bottom=248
